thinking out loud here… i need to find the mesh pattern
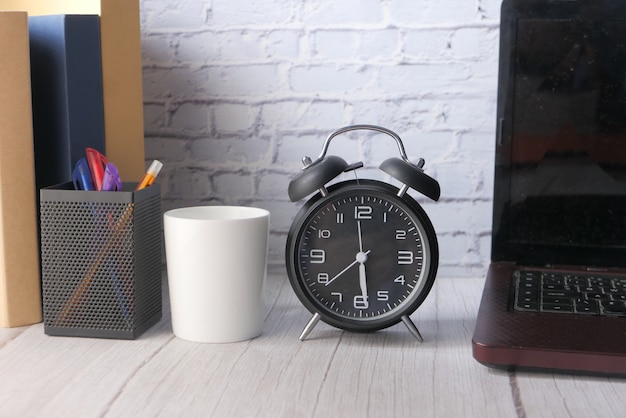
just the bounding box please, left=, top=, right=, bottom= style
left=40, top=184, right=161, bottom=339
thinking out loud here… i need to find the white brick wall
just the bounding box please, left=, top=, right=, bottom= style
left=139, top=0, right=502, bottom=277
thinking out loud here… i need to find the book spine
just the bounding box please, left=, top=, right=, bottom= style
left=0, top=12, right=42, bottom=327
left=29, top=14, right=106, bottom=190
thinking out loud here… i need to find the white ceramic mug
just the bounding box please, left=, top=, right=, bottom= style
left=164, top=206, right=270, bottom=343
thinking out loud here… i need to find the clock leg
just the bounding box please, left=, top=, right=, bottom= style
left=401, top=315, right=424, bottom=342
left=299, top=312, right=321, bottom=341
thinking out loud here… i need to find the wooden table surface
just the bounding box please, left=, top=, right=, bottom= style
left=0, top=271, right=624, bottom=417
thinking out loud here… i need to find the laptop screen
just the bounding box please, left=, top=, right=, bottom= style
left=492, top=14, right=626, bottom=267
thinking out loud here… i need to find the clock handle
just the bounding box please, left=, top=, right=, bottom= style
left=307, top=124, right=412, bottom=167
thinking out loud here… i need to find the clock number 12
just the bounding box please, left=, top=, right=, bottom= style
left=355, top=206, right=372, bottom=220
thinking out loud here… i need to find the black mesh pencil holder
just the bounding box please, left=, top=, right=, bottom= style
left=40, top=182, right=162, bottom=339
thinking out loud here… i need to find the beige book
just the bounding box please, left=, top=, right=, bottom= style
left=0, top=12, right=42, bottom=327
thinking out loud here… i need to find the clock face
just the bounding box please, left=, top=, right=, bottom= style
left=286, top=180, right=438, bottom=331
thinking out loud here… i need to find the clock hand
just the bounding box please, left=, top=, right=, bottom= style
left=359, top=262, right=368, bottom=299
left=325, top=249, right=371, bottom=286
left=357, top=220, right=364, bottom=253
left=356, top=220, right=368, bottom=301
left=356, top=248, right=368, bottom=304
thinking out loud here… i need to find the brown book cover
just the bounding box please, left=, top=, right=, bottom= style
left=0, top=12, right=43, bottom=327
left=3, top=0, right=146, bottom=182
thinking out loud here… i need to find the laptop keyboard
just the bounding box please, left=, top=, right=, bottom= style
left=514, top=270, right=626, bottom=316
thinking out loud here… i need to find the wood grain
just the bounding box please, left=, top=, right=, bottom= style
left=0, top=273, right=623, bottom=417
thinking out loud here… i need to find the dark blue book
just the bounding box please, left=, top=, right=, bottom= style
left=29, top=15, right=105, bottom=190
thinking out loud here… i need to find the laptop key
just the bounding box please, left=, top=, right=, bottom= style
left=589, top=276, right=611, bottom=287
left=543, top=276, right=565, bottom=286
left=566, top=276, right=587, bottom=286
left=581, top=285, right=604, bottom=294
left=585, top=292, right=609, bottom=300
left=516, top=302, right=539, bottom=311
left=601, top=301, right=626, bottom=316
left=543, top=290, right=579, bottom=298
left=542, top=303, right=573, bottom=313
left=575, top=300, right=599, bottom=314
left=542, top=297, right=573, bottom=305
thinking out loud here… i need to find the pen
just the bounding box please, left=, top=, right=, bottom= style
left=55, top=204, right=135, bottom=325
left=86, top=147, right=108, bottom=191
left=135, top=160, right=163, bottom=191
left=101, top=162, right=122, bottom=191
left=72, top=158, right=95, bottom=191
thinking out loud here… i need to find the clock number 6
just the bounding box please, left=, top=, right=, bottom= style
left=354, top=295, right=369, bottom=309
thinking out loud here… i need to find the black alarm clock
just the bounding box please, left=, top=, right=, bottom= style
left=285, top=125, right=440, bottom=341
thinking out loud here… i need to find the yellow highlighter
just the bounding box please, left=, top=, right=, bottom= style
left=135, top=160, right=163, bottom=191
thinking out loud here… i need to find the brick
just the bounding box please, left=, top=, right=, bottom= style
left=213, top=172, right=255, bottom=198
left=437, top=233, right=476, bottom=264
left=207, top=64, right=281, bottom=96
left=265, top=30, right=301, bottom=59
left=442, top=97, right=497, bottom=132
left=143, top=103, right=167, bottom=130
left=256, top=200, right=299, bottom=234
left=190, top=136, right=271, bottom=165
left=290, top=65, right=375, bottom=93
left=311, top=31, right=360, bottom=60
left=427, top=200, right=492, bottom=235
left=301, top=0, right=384, bottom=25
left=403, top=29, right=451, bottom=59
left=143, top=66, right=210, bottom=99
left=170, top=103, right=210, bottom=131
left=211, top=0, right=293, bottom=26
left=258, top=173, right=292, bottom=201
left=167, top=167, right=212, bottom=199
left=435, top=160, right=484, bottom=198
left=387, top=0, right=478, bottom=25
left=274, top=133, right=325, bottom=167
left=261, top=100, right=346, bottom=131
left=478, top=0, right=503, bottom=21
left=176, top=31, right=219, bottom=63
left=359, top=30, right=401, bottom=59
left=377, top=62, right=472, bottom=95
left=449, top=28, right=484, bottom=59
left=214, top=103, right=259, bottom=132
left=218, top=30, right=266, bottom=61
left=143, top=0, right=207, bottom=30
left=145, top=137, right=187, bottom=162
left=142, top=35, right=174, bottom=63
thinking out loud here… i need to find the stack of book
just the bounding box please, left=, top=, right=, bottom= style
left=0, top=0, right=146, bottom=327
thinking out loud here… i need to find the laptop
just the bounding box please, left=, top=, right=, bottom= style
left=472, top=0, right=626, bottom=375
